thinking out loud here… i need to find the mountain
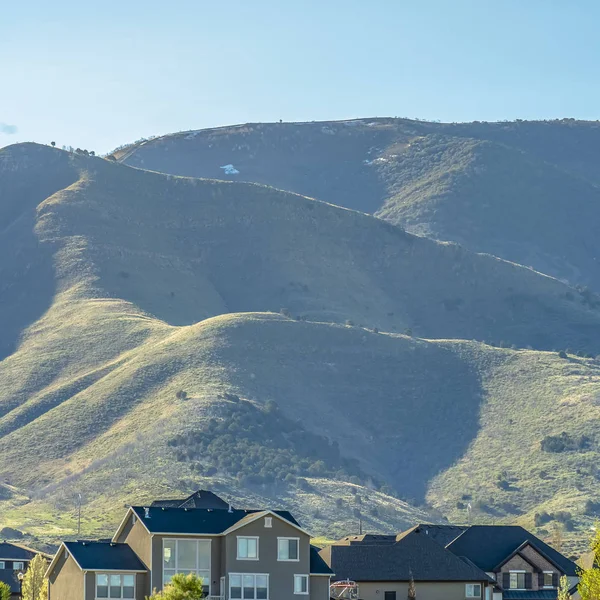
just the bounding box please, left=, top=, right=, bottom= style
left=1, top=142, right=600, bottom=552
left=117, top=118, right=600, bottom=292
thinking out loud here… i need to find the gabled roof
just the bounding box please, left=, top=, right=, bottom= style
left=123, top=506, right=304, bottom=536
left=0, top=541, right=40, bottom=560
left=62, top=541, right=147, bottom=572
left=446, top=526, right=578, bottom=576
left=151, top=490, right=230, bottom=510
left=322, top=528, right=492, bottom=583
left=310, top=546, right=334, bottom=575
left=336, top=534, right=397, bottom=545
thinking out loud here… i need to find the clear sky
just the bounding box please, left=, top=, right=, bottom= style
left=2, top=0, right=600, bottom=154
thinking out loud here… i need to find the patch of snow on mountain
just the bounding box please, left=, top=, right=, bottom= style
left=220, top=164, right=240, bottom=175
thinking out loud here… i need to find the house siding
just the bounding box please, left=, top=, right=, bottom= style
left=48, top=550, right=84, bottom=600
left=354, top=580, right=486, bottom=600
left=116, top=515, right=153, bottom=596
left=309, top=576, right=330, bottom=600
left=224, top=515, right=311, bottom=600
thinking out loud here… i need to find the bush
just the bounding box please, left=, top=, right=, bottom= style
left=558, top=350, right=568, bottom=359
left=175, top=390, right=188, bottom=400
left=541, top=432, right=592, bottom=453
left=584, top=500, right=600, bottom=516
left=534, top=511, right=552, bottom=527
left=335, top=498, right=344, bottom=509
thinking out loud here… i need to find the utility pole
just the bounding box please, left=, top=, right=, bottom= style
left=77, top=493, right=82, bottom=537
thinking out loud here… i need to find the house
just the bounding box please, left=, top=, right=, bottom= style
left=320, top=526, right=494, bottom=600
left=47, top=490, right=333, bottom=600
left=0, top=541, right=50, bottom=598
left=413, top=525, right=580, bottom=600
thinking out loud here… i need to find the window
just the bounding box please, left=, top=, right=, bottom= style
left=264, top=517, right=272, bottom=528
left=96, top=574, right=135, bottom=599
left=163, top=539, right=211, bottom=594
left=543, top=572, right=554, bottom=587
left=278, top=538, right=299, bottom=561
left=0, top=562, right=4, bottom=569
left=13, top=562, right=24, bottom=571
left=509, top=572, right=526, bottom=589
left=294, top=575, right=309, bottom=595
left=384, top=592, right=396, bottom=600
left=229, top=574, right=268, bottom=600
left=466, top=584, right=481, bottom=598
left=237, top=537, right=259, bottom=560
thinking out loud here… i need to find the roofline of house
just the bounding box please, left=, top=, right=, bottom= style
left=332, top=578, right=493, bottom=583
left=492, top=539, right=566, bottom=574
left=310, top=573, right=335, bottom=577
left=45, top=543, right=84, bottom=578
left=113, top=507, right=311, bottom=539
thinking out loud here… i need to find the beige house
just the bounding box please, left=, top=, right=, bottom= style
left=47, top=491, right=333, bottom=600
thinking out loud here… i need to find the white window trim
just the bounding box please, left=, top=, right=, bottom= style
left=13, top=562, right=24, bottom=571
left=277, top=537, right=300, bottom=562
left=543, top=571, right=555, bottom=588
left=229, top=572, right=269, bottom=600
left=162, top=538, right=212, bottom=594
left=509, top=570, right=527, bottom=591
left=0, top=561, right=4, bottom=569
left=294, top=574, right=309, bottom=595
left=95, top=572, right=136, bottom=599
left=264, top=517, right=272, bottom=528
left=465, top=583, right=481, bottom=598
left=237, top=536, right=260, bottom=561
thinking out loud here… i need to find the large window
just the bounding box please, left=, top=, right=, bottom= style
left=163, top=539, right=211, bottom=594
left=294, top=575, right=309, bottom=595
left=96, top=574, right=135, bottom=599
left=509, top=572, right=526, bottom=590
left=229, top=574, right=268, bottom=600
left=237, top=537, right=259, bottom=560
left=466, top=584, right=481, bottom=598
left=277, top=538, right=299, bottom=561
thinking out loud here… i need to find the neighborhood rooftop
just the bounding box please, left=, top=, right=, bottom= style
left=321, top=527, right=492, bottom=582
left=63, top=541, right=147, bottom=571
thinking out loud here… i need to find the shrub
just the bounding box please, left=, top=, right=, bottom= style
left=335, top=498, right=343, bottom=509
left=558, top=350, right=568, bottom=359
left=534, top=511, right=552, bottom=527
left=175, top=390, right=188, bottom=400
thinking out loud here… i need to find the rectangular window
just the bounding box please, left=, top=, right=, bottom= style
left=466, top=584, right=481, bottom=598
left=384, top=592, right=396, bottom=600
left=237, top=537, right=259, bottom=560
left=294, top=575, right=309, bottom=595
left=278, top=538, right=299, bottom=561
left=509, top=572, right=526, bottom=589
left=229, top=574, right=268, bottom=600
left=96, top=574, right=135, bottom=599
left=0, top=562, right=4, bottom=569
left=162, top=539, right=211, bottom=595
left=264, top=517, right=272, bottom=528
left=544, top=572, right=554, bottom=587
left=13, top=562, right=24, bottom=571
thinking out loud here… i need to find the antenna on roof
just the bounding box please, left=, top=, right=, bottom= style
left=144, top=507, right=151, bottom=519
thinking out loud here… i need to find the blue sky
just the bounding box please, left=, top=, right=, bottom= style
left=2, top=0, right=600, bottom=153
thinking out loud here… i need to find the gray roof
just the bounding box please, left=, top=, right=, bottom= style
left=0, top=542, right=38, bottom=560
left=321, top=528, right=492, bottom=583
left=412, top=524, right=468, bottom=547
left=65, top=541, right=146, bottom=571
left=131, top=506, right=301, bottom=535
left=310, top=546, right=334, bottom=575
left=446, top=526, right=578, bottom=576
left=151, top=490, right=230, bottom=510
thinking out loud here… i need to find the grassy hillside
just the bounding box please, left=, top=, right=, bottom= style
left=117, top=118, right=600, bottom=292
left=1, top=143, right=600, bottom=549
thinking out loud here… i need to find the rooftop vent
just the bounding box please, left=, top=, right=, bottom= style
left=228, top=504, right=233, bottom=513
left=144, top=507, right=151, bottom=519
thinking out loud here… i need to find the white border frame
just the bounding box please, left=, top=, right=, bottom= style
left=228, top=572, right=269, bottom=600
left=293, top=574, right=309, bottom=595
left=277, top=537, right=300, bottom=562
left=162, top=538, right=212, bottom=594
left=465, top=583, right=481, bottom=598
left=236, top=536, right=260, bottom=561
left=94, top=572, right=136, bottom=600
left=543, top=570, right=555, bottom=589
left=508, top=570, right=527, bottom=591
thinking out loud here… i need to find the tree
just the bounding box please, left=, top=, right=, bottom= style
left=579, top=524, right=600, bottom=600
left=0, top=582, right=11, bottom=600
left=407, top=572, right=416, bottom=600
left=146, top=573, right=204, bottom=600
left=22, top=554, right=48, bottom=600
left=50, top=141, right=56, bottom=148
left=558, top=575, right=572, bottom=600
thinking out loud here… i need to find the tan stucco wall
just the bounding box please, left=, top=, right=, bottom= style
left=118, top=514, right=153, bottom=594
left=224, top=515, right=311, bottom=600
left=309, top=576, right=330, bottom=600
left=48, top=550, right=84, bottom=600
left=355, top=580, right=485, bottom=600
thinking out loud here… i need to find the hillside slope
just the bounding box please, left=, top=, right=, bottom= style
left=1, top=143, right=600, bottom=548
left=117, top=118, right=600, bottom=291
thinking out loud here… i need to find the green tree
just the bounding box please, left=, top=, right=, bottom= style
left=22, top=554, right=48, bottom=600
left=558, top=575, right=572, bottom=600
left=579, top=524, right=600, bottom=600
left=0, top=581, right=11, bottom=600
left=146, top=573, right=204, bottom=600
